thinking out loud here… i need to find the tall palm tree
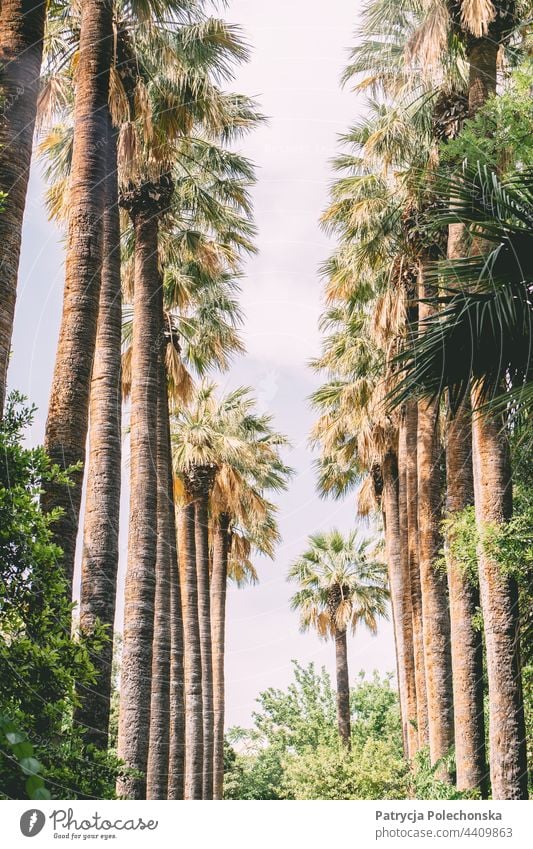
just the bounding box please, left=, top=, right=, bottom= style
left=42, top=0, right=114, bottom=595
left=209, top=421, right=291, bottom=798
left=309, top=289, right=422, bottom=759
left=76, top=118, right=121, bottom=749
left=392, top=163, right=532, bottom=799
left=172, top=384, right=282, bottom=797
left=41, top=0, right=256, bottom=594
left=289, top=531, right=389, bottom=747
left=0, top=1, right=47, bottom=408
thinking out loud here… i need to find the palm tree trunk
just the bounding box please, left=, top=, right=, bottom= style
left=397, top=424, right=419, bottom=759
left=211, top=513, right=230, bottom=799
left=405, top=399, right=429, bottom=748
left=189, top=470, right=216, bottom=799
left=382, top=448, right=417, bottom=759
left=471, top=389, right=528, bottom=799
left=76, top=117, right=121, bottom=748
left=147, top=352, right=172, bottom=800
left=445, top=197, right=487, bottom=794
left=462, top=10, right=527, bottom=802
left=179, top=501, right=204, bottom=799
left=405, top=401, right=429, bottom=749
left=168, top=421, right=185, bottom=800
left=42, top=0, right=113, bottom=596
left=0, top=1, right=46, bottom=408
left=446, top=398, right=487, bottom=795
left=417, top=264, right=454, bottom=772
left=334, top=626, right=351, bottom=748
left=117, top=206, right=162, bottom=799
left=467, top=38, right=498, bottom=116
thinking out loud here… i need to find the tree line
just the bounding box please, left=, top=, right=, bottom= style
left=311, top=0, right=532, bottom=800
left=0, top=0, right=292, bottom=800
left=0, top=0, right=532, bottom=803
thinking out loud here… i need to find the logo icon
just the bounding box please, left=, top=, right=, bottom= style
left=20, top=810, right=46, bottom=838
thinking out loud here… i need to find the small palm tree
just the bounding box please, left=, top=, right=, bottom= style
left=288, top=531, right=389, bottom=748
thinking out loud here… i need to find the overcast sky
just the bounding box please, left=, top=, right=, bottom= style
left=9, top=0, right=396, bottom=729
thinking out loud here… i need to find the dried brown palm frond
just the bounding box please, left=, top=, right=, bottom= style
left=109, top=66, right=130, bottom=128
left=406, top=0, right=449, bottom=72
left=166, top=343, right=194, bottom=409
left=357, top=474, right=379, bottom=517
left=121, top=256, right=135, bottom=303
left=121, top=345, right=132, bottom=400
left=460, top=0, right=496, bottom=37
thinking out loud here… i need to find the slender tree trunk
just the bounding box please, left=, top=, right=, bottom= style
left=168, top=424, right=185, bottom=800
left=417, top=264, right=454, bottom=772
left=187, top=469, right=217, bottom=800
left=445, top=205, right=487, bottom=794
left=382, top=449, right=417, bottom=759
left=445, top=398, right=487, bottom=795
left=117, top=206, right=162, bottom=799
left=42, top=0, right=113, bottom=596
left=211, top=513, right=230, bottom=799
left=397, top=423, right=419, bottom=759
left=147, top=349, right=172, bottom=800
left=471, top=389, right=528, bottom=799
left=179, top=501, right=204, bottom=799
left=0, top=1, right=46, bottom=408
left=334, top=626, right=351, bottom=748
left=467, top=38, right=498, bottom=116
left=405, top=399, right=429, bottom=748
left=76, top=118, right=121, bottom=748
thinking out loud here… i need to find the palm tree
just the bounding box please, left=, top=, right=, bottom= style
left=309, top=288, right=423, bottom=760
left=392, top=163, right=532, bottom=799
left=289, top=531, right=389, bottom=747
left=0, top=1, right=47, bottom=408
left=42, top=0, right=114, bottom=596
left=76, top=118, right=121, bottom=749
left=40, top=0, right=257, bottom=595
left=172, top=384, right=281, bottom=797
left=209, top=420, right=291, bottom=798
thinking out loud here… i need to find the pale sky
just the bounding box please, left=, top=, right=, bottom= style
left=9, top=0, right=396, bottom=729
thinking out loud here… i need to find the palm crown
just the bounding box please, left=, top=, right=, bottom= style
left=288, top=531, right=389, bottom=638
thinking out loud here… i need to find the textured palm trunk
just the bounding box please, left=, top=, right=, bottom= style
left=76, top=118, right=121, bottom=748
left=168, top=430, right=185, bottom=800
left=0, top=1, right=46, bottom=408
left=445, top=398, right=487, bottom=795
left=334, top=626, right=351, bottom=748
left=404, top=399, right=429, bottom=748
left=187, top=468, right=217, bottom=799
left=471, top=389, right=528, bottom=799
left=467, top=38, right=498, bottom=117
left=179, top=501, right=204, bottom=799
left=417, top=265, right=454, bottom=773
left=445, top=208, right=487, bottom=793
left=383, top=448, right=417, bottom=759
left=42, top=0, right=113, bottom=596
left=397, top=425, right=419, bottom=759
left=146, top=354, right=172, bottom=800
left=464, top=27, right=527, bottom=800
left=117, top=206, right=162, bottom=799
left=211, top=513, right=230, bottom=799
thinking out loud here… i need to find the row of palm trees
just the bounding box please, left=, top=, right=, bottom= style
left=311, top=0, right=530, bottom=799
left=0, top=0, right=292, bottom=800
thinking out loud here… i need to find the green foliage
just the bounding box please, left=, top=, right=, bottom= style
left=442, top=62, right=533, bottom=175
left=410, top=749, right=473, bottom=800
left=224, top=662, right=408, bottom=800
left=439, top=506, right=479, bottom=582
left=0, top=716, right=50, bottom=799
left=0, top=395, right=121, bottom=799
left=284, top=739, right=408, bottom=800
